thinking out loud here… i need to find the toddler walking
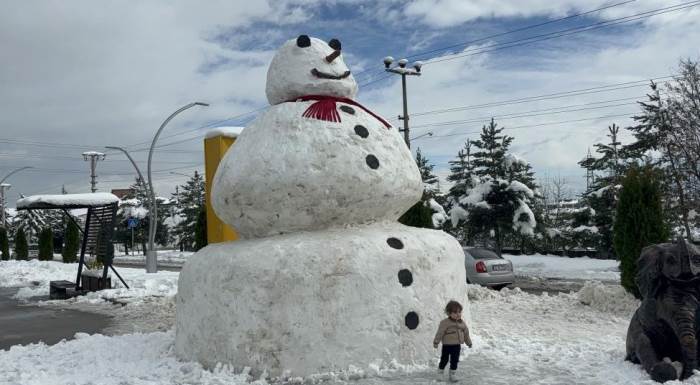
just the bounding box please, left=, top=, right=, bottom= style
left=433, top=300, right=472, bottom=382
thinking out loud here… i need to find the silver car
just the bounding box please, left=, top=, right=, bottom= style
left=464, top=248, right=514, bottom=290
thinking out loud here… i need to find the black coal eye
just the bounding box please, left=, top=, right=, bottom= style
left=297, top=35, right=311, bottom=48
left=328, top=38, right=341, bottom=51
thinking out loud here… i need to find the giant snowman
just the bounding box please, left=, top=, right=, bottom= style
left=176, top=35, right=467, bottom=378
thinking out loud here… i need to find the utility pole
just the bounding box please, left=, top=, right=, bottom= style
left=0, top=183, right=10, bottom=228
left=82, top=151, right=106, bottom=193
left=383, top=56, right=423, bottom=148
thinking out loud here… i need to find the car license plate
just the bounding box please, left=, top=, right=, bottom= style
left=492, top=264, right=508, bottom=271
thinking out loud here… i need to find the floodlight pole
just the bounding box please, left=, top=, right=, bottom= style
left=0, top=166, right=34, bottom=228
left=384, top=57, right=423, bottom=149
left=146, top=102, right=209, bottom=273
left=82, top=152, right=106, bottom=193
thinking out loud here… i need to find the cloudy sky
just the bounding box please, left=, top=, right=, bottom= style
left=1, top=0, right=699, bottom=207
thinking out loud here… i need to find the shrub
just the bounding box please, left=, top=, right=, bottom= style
left=14, top=227, right=28, bottom=260
left=62, top=220, right=80, bottom=263
left=0, top=227, right=10, bottom=260
left=38, top=227, right=54, bottom=261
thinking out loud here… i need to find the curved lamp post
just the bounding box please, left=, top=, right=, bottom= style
left=0, top=166, right=34, bottom=228
left=146, top=102, right=209, bottom=273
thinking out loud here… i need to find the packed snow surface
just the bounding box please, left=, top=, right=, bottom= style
left=16, top=192, right=119, bottom=209
left=2, top=279, right=676, bottom=384
left=505, top=253, right=620, bottom=281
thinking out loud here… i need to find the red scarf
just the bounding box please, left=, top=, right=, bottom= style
left=290, top=95, right=391, bottom=129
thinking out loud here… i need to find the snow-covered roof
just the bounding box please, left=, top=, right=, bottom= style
left=81, top=151, right=105, bottom=156
left=16, top=193, right=120, bottom=210
left=205, top=126, right=245, bottom=139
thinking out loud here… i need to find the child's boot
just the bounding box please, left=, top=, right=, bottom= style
left=437, top=368, right=445, bottom=381
left=449, top=369, right=458, bottom=382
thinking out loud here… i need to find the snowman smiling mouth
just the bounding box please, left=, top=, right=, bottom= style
left=311, top=68, right=351, bottom=80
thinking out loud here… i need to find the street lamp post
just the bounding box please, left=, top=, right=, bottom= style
left=0, top=166, right=34, bottom=228
left=383, top=57, right=423, bottom=149
left=146, top=102, right=208, bottom=273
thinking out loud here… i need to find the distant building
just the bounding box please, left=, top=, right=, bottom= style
left=110, top=188, right=134, bottom=199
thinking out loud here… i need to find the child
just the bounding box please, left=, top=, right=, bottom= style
left=433, top=300, right=472, bottom=382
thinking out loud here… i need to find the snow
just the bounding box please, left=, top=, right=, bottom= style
left=572, top=225, right=600, bottom=234
left=205, top=126, right=245, bottom=139
left=507, top=180, right=534, bottom=198
left=689, top=209, right=698, bottom=220
left=505, top=253, right=620, bottom=281
left=81, top=151, right=105, bottom=156
left=503, top=153, right=528, bottom=169
left=16, top=192, right=119, bottom=209
left=177, top=224, right=466, bottom=377
left=114, top=250, right=193, bottom=266
left=265, top=36, right=357, bottom=105
left=0, top=260, right=179, bottom=302
left=2, top=254, right=677, bottom=384
left=0, top=277, right=662, bottom=385
left=449, top=205, right=468, bottom=227
left=512, top=198, right=536, bottom=236
left=428, top=198, right=447, bottom=228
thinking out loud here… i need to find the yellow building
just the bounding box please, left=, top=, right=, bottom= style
left=203, top=127, right=243, bottom=243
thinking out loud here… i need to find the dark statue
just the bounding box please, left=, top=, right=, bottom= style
left=626, top=239, right=700, bottom=382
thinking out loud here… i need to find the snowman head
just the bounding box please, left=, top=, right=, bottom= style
left=265, top=35, right=358, bottom=105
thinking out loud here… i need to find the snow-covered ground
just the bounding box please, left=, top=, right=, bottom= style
left=505, top=253, right=620, bottom=281
left=1, top=255, right=677, bottom=385
left=113, top=249, right=194, bottom=265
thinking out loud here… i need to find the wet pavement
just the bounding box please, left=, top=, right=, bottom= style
left=0, top=287, right=112, bottom=350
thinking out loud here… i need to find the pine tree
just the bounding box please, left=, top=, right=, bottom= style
left=13, top=206, right=46, bottom=243
left=62, top=219, right=80, bottom=263
left=614, top=166, right=668, bottom=297
left=446, top=141, right=475, bottom=199
left=38, top=227, right=54, bottom=261
left=415, top=147, right=439, bottom=199
left=194, top=206, right=208, bottom=251
left=0, top=227, right=10, bottom=260
left=172, top=171, right=206, bottom=251
left=14, top=227, right=28, bottom=260
left=399, top=149, right=438, bottom=229
left=449, top=119, right=537, bottom=254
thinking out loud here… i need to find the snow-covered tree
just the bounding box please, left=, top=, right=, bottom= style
left=171, top=171, right=205, bottom=251
left=449, top=119, right=537, bottom=255
left=415, top=147, right=439, bottom=199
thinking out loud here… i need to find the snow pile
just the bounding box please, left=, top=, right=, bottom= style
left=16, top=192, right=119, bottom=209
left=577, top=280, right=639, bottom=316
left=0, top=260, right=179, bottom=303
left=428, top=198, right=447, bottom=228
left=205, top=126, right=245, bottom=139
left=0, top=260, right=75, bottom=287
left=504, top=153, right=527, bottom=169
left=572, top=225, right=599, bottom=234
left=512, top=198, right=536, bottom=236
left=505, top=254, right=620, bottom=281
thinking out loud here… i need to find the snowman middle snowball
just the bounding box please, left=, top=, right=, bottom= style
left=212, top=35, right=423, bottom=239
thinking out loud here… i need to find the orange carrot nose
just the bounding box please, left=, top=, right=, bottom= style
left=325, top=50, right=341, bottom=63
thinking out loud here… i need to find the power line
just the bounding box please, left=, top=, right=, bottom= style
left=417, top=112, right=637, bottom=141
left=356, top=1, right=698, bottom=85
left=408, top=77, right=672, bottom=118
left=353, top=0, right=637, bottom=81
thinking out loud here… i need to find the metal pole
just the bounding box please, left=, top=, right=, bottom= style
left=0, top=166, right=33, bottom=185
left=0, top=184, right=8, bottom=228
left=82, top=152, right=105, bottom=193
left=146, top=102, right=208, bottom=273
left=401, top=73, right=410, bottom=148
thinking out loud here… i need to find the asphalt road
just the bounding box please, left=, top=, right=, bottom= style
left=0, top=287, right=111, bottom=350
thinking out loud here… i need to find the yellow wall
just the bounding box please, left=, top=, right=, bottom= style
left=204, top=135, right=239, bottom=243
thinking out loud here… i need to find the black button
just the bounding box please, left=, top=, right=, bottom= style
left=387, top=238, right=403, bottom=249
left=405, top=312, right=419, bottom=330
left=354, top=125, right=369, bottom=138
left=398, top=269, right=413, bottom=287
left=365, top=154, right=379, bottom=169
left=340, top=105, right=355, bottom=114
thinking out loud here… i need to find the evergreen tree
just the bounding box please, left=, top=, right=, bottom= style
left=62, top=220, right=80, bottom=263
left=0, top=227, right=10, bottom=260
left=14, top=227, right=28, bottom=260
left=399, top=149, right=438, bottom=229
left=172, top=171, right=206, bottom=251
left=38, top=227, right=54, bottom=261
left=194, top=206, right=208, bottom=251
left=415, top=147, right=439, bottom=199
left=446, top=141, right=475, bottom=199
left=13, top=206, right=46, bottom=243
left=614, top=166, right=668, bottom=297
left=449, top=119, right=537, bottom=254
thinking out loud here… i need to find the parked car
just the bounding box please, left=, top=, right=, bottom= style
left=464, top=247, right=514, bottom=290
